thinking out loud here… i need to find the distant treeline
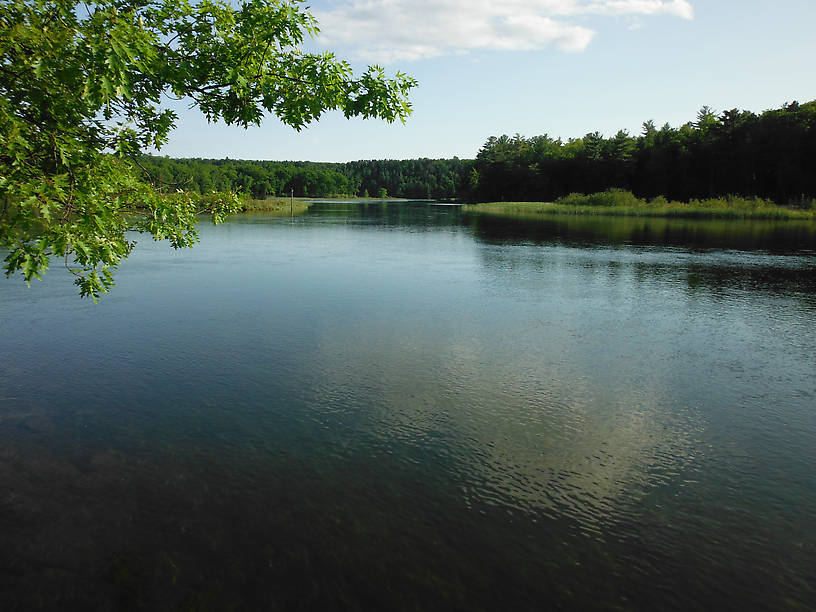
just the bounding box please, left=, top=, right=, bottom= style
left=137, top=156, right=467, bottom=200
left=465, top=101, right=816, bottom=206
left=138, top=100, right=816, bottom=205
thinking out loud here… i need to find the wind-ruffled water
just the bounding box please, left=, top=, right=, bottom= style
left=1, top=203, right=815, bottom=610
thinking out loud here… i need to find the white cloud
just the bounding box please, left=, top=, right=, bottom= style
left=312, top=0, right=694, bottom=62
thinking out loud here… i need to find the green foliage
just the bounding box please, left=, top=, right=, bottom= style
left=135, top=155, right=469, bottom=201
left=0, top=0, right=416, bottom=297
left=464, top=101, right=816, bottom=206
left=557, top=189, right=641, bottom=208
left=137, top=156, right=357, bottom=199
left=341, top=158, right=467, bottom=200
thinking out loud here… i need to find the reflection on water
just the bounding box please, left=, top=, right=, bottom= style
left=1, top=203, right=815, bottom=610
left=466, top=209, right=816, bottom=253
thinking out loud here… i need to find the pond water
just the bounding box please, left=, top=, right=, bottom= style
left=1, top=203, right=815, bottom=610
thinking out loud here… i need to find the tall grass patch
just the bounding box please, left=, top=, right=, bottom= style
left=464, top=190, right=815, bottom=221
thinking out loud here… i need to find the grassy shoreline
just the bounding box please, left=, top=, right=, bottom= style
left=241, top=197, right=311, bottom=216
left=239, top=196, right=420, bottom=216
left=463, top=190, right=816, bottom=221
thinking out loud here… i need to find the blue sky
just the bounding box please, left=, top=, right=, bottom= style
left=158, top=0, right=816, bottom=162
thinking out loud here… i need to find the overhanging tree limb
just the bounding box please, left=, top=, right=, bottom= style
left=0, top=0, right=416, bottom=299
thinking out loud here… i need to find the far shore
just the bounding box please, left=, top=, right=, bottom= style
left=240, top=191, right=816, bottom=222
left=240, top=196, right=435, bottom=215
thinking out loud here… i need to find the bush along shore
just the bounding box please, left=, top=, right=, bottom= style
left=462, top=189, right=816, bottom=221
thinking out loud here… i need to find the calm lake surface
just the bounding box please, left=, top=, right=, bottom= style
left=1, top=203, right=815, bottom=610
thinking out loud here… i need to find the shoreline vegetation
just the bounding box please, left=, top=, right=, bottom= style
left=201, top=90, right=816, bottom=227
left=240, top=190, right=816, bottom=222
left=136, top=100, right=816, bottom=211
left=239, top=195, right=429, bottom=216
left=156, top=182, right=816, bottom=225
left=463, top=190, right=816, bottom=221
left=241, top=197, right=311, bottom=216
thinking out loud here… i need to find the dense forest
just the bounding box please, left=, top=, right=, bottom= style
left=466, top=101, right=816, bottom=205
left=138, top=100, right=816, bottom=206
left=137, top=156, right=467, bottom=200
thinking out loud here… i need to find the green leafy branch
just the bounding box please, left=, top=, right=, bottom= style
left=0, top=0, right=416, bottom=298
